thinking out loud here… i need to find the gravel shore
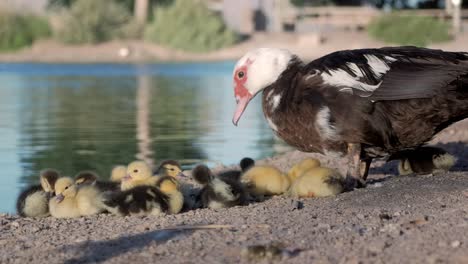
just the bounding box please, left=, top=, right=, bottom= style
left=2, top=121, right=468, bottom=264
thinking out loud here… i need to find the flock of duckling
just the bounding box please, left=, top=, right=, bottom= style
left=17, top=147, right=456, bottom=218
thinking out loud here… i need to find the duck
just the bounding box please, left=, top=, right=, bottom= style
left=287, top=166, right=346, bottom=198
left=49, top=177, right=105, bottom=218
left=231, top=47, right=468, bottom=184
left=155, top=176, right=184, bottom=214
left=120, top=160, right=158, bottom=191
left=110, top=165, right=127, bottom=182
left=16, top=169, right=60, bottom=217
left=390, top=146, right=457, bottom=175
left=241, top=159, right=290, bottom=197
left=287, top=158, right=321, bottom=182
left=74, top=171, right=119, bottom=192
left=102, top=185, right=170, bottom=216
left=192, top=164, right=247, bottom=209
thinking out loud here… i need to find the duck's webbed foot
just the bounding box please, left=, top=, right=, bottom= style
left=346, top=143, right=372, bottom=189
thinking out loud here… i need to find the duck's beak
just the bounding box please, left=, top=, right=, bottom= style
left=232, top=86, right=253, bottom=126
left=56, top=194, right=64, bottom=203
left=122, top=174, right=132, bottom=181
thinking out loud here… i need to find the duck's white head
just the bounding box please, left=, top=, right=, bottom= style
left=232, top=48, right=295, bottom=126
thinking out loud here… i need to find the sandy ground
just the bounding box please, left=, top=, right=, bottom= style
left=1, top=119, right=467, bottom=263
left=0, top=31, right=467, bottom=63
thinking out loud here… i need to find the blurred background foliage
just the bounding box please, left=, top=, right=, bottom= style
left=0, top=0, right=460, bottom=51
left=368, top=13, right=451, bottom=46
left=54, top=0, right=134, bottom=44
left=0, top=11, right=50, bottom=51
left=144, top=0, right=237, bottom=52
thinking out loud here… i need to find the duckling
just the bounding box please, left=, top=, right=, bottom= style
left=287, top=167, right=345, bottom=198
left=16, top=169, right=60, bottom=217
left=193, top=164, right=247, bottom=209
left=74, top=171, right=119, bottom=192
left=121, top=161, right=158, bottom=191
left=155, top=160, right=187, bottom=178
left=240, top=159, right=290, bottom=197
left=49, top=177, right=105, bottom=218
left=155, top=176, right=184, bottom=214
left=394, top=146, right=457, bottom=175
left=110, top=165, right=127, bottom=182
left=102, top=185, right=170, bottom=216
left=287, top=158, right=321, bottom=182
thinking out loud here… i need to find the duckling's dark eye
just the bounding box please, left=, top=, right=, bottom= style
left=133, top=169, right=138, bottom=173
left=237, top=71, right=245, bottom=79
left=170, top=168, right=175, bottom=171
left=65, top=186, right=69, bottom=190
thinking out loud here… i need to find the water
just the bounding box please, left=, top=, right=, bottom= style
left=0, top=62, right=288, bottom=213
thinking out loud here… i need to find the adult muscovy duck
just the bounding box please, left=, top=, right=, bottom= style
left=231, top=47, right=468, bottom=183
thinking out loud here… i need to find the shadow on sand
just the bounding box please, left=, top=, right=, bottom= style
left=62, top=228, right=190, bottom=263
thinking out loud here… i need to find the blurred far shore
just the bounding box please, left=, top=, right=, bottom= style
left=0, top=0, right=467, bottom=63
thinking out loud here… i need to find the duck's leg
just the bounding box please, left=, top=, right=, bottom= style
left=346, top=143, right=367, bottom=188
left=360, top=158, right=372, bottom=181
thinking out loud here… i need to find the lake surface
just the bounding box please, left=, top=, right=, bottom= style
left=0, top=62, right=288, bottom=213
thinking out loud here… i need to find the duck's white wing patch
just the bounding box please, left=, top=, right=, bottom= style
left=321, top=69, right=382, bottom=96
left=315, top=107, right=338, bottom=141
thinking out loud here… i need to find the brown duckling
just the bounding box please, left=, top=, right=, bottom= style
left=102, top=185, right=170, bottom=216
left=49, top=177, right=105, bottom=218
left=155, top=160, right=187, bottom=178
left=287, top=167, right=346, bottom=198
left=193, top=164, right=247, bottom=209
left=120, top=161, right=158, bottom=191
left=110, top=165, right=127, bottom=182
left=155, top=176, right=184, bottom=214
left=241, top=159, right=290, bottom=197
left=391, top=146, right=457, bottom=175
left=74, top=171, right=119, bottom=192
left=16, top=169, right=60, bottom=217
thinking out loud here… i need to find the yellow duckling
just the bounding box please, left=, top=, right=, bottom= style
left=156, top=176, right=184, bottom=214
left=287, top=167, right=345, bottom=198
left=49, top=177, right=105, bottom=218
left=395, top=147, right=457, bottom=175
left=287, top=158, right=321, bottom=182
left=16, top=169, right=60, bottom=217
left=120, top=161, right=158, bottom=191
left=74, top=171, right=119, bottom=192
left=110, top=165, right=127, bottom=182
left=241, top=158, right=290, bottom=197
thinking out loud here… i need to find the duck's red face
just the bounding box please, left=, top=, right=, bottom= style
left=232, top=59, right=253, bottom=126
left=232, top=48, right=294, bottom=126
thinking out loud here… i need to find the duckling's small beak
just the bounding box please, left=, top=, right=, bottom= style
left=122, top=174, right=132, bottom=181
left=177, top=172, right=187, bottom=178
left=56, top=194, right=64, bottom=203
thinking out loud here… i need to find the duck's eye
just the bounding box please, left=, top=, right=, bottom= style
left=237, top=71, right=245, bottom=79
left=170, top=168, right=175, bottom=171
left=65, top=186, right=69, bottom=190
left=133, top=169, right=138, bottom=173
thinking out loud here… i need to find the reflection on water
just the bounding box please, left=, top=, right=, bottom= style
left=0, top=62, right=287, bottom=213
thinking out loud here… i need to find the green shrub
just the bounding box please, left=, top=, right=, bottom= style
left=368, top=13, right=451, bottom=47
left=0, top=12, right=51, bottom=52
left=144, top=0, right=237, bottom=52
left=55, top=0, right=132, bottom=44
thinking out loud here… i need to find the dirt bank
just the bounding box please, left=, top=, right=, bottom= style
left=0, top=31, right=466, bottom=63
left=1, top=120, right=467, bottom=264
